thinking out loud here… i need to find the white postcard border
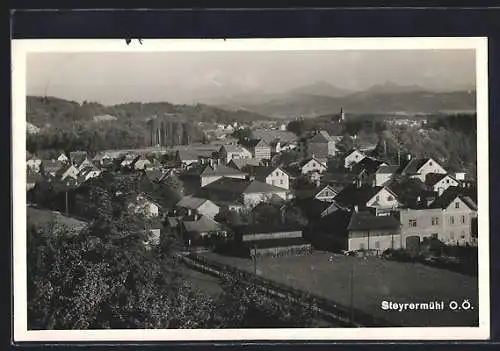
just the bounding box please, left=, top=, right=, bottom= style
left=12, top=37, right=490, bottom=342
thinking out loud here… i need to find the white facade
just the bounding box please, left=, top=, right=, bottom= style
left=344, top=150, right=366, bottom=169
left=348, top=232, right=403, bottom=252
left=134, top=158, right=152, bottom=170
left=431, top=175, right=459, bottom=194
left=265, top=167, right=290, bottom=190
left=315, top=186, right=338, bottom=202
left=196, top=200, right=220, bottom=219
left=412, top=158, right=447, bottom=182
left=243, top=191, right=288, bottom=207
left=366, top=187, right=400, bottom=209
left=220, top=145, right=252, bottom=164
left=301, top=158, right=327, bottom=175
left=60, top=165, right=79, bottom=181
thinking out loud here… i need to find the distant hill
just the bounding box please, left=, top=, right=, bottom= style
left=26, top=96, right=277, bottom=128
left=288, top=80, right=353, bottom=97
left=232, top=84, right=476, bottom=118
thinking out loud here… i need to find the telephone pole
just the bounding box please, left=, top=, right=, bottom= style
left=349, top=261, right=355, bottom=325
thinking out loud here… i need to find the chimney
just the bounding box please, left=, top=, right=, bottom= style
left=354, top=205, right=359, bottom=213
left=416, top=196, right=421, bottom=203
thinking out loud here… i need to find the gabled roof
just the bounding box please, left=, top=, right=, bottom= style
left=176, top=196, right=214, bottom=210
left=347, top=211, right=401, bottom=231
left=243, top=165, right=289, bottom=180
left=425, top=173, right=451, bottom=186
left=376, top=165, right=400, bottom=174
left=201, top=177, right=286, bottom=195
left=221, top=144, right=250, bottom=154
left=228, top=158, right=263, bottom=170
left=42, top=160, right=64, bottom=171
left=334, top=185, right=396, bottom=208
left=430, top=186, right=478, bottom=211
left=233, top=223, right=303, bottom=235
left=200, top=163, right=246, bottom=177
left=183, top=215, right=222, bottom=233
left=295, top=184, right=339, bottom=200
left=351, top=157, right=386, bottom=175
left=398, top=157, right=442, bottom=176
left=240, top=138, right=268, bottom=150
left=300, top=157, right=327, bottom=168
left=309, top=130, right=333, bottom=143
left=176, top=149, right=199, bottom=162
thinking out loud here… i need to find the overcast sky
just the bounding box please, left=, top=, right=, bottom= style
left=27, top=50, right=476, bottom=105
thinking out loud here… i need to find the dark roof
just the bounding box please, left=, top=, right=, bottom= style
left=227, top=158, right=262, bottom=170
left=376, top=165, right=400, bottom=174
left=334, top=185, right=387, bottom=208
left=398, top=157, right=436, bottom=175
left=200, top=163, right=246, bottom=177
left=243, top=165, right=288, bottom=180
left=183, top=216, right=222, bottom=233
left=244, top=237, right=310, bottom=250
left=239, top=138, right=268, bottom=150
left=425, top=173, right=449, bottom=186
left=430, top=186, right=478, bottom=211
left=42, top=160, right=64, bottom=171
left=322, top=172, right=358, bottom=184
left=347, top=211, right=401, bottom=231
left=294, top=184, right=339, bottom=200
left=300, top=157, right=327, bottom=168
left=244, top=179, right=287, bottom=194
left=144, top=169, right=164, bottom=182
left=201, top=177, right=286, bottom=195
left=351, top=157, right=386, bottom=175
left=233, top=224, right=303, bottom=235
left=294, top=198, right=332, bottom=220
left=309, top=130, right=332, bottom=143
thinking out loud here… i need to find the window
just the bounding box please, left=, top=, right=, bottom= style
left=431, top=233, right=438, bottom=239
left=359, top=243, right=365, bottom=250
left=450, top=216, right=455, bottom=225
left=450, top=231, right=455, bottom=240
left=271, top=180, right=275, bottom=185
left=280, top=179, right=283, bottom=185
left=375, top=241, right=380, bottom=249
left=431, top=217, right=439, bottom=225
left=461, top=215, right=466, bottom=224
left=446, top=179, right=450, bottom=184
left=387, top=195, right=393, bottom=201
left=429, top=161, right=433, bottom=166
left=455, top=202, right=460, bottom=209
left=275, top=171, right=279, bottom=176
left=461, top=231, right=466, bottom=239
left=409, top=219, right=417, bottom=227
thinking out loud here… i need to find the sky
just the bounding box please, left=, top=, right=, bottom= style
left=26, top=50, right=476, bottom=105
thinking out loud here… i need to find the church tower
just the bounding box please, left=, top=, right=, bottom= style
left=340, top=107, right=345, bottom=122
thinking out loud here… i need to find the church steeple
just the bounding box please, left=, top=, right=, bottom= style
left=340, top=107, right=345, bottom=122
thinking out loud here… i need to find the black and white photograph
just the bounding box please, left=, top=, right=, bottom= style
left=12, top=38, right=489, bottom=341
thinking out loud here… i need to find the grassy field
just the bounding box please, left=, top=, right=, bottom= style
left=199, top=251, right=479, bottom=327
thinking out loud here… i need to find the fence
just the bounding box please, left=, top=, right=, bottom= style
left=180, top=253, right=395, bottom=327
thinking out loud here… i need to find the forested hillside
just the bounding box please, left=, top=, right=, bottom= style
left=26, top=96, right=275, bottom=154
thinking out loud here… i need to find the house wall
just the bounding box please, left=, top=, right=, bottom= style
left=348, top=229, right=402, bottom=251
left=327, top=141, right=337, bottom=156
left=253, top=244, right=312, bottom=258
left=399, top=208, right=445, bottom=244
left=27, top=159, right=42, bottom=172
left=413, top=159, right=447, bottom=181
left=253, top=146, right=271, bottom=161
left=366, top=188, right=400, bottom=209
left=242, top=230, right=302, bottom=242
left=344, top=151, right=366, bottom=168
left=442, top=197, right=477, bottom=246
left=315, top=187, right=337, bottom=202
left=301, top=159, right=327, bottom=175
left=197, top=200, right=220, bottom=219
left=432, top=176, right=459, bottom=193
left=61, top=166, right=79, bottom=181
left=135, top=159, right=152, bottom=170
left=265, top=168, right=290, bottom=190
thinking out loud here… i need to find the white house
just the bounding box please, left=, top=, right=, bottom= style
left=27, top=157, right=42, bottom=173
left=251, top=166, right=290, bottom=190
left=425, top=173, right=460, bottom=195
left=374, top=165, right=399, bottom=186
left=399, top=157, right=447, bottom=182
left=344, top=150, right=366, bottom=169
left=77, top=158, right=95, bottom=172
left=219, top=144, right=252, bottom=164
left=300, top=157, right=328, bottom=175
left=133, top=156, right=152, bottom=170
left=175, top=196, right=220, bottom=219
left=334, top=185, right=401, bottom=211
left=199, top=163, right=247, bottom=187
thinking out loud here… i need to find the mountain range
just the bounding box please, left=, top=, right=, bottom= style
left=211, top=81, right=476, bottom=118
